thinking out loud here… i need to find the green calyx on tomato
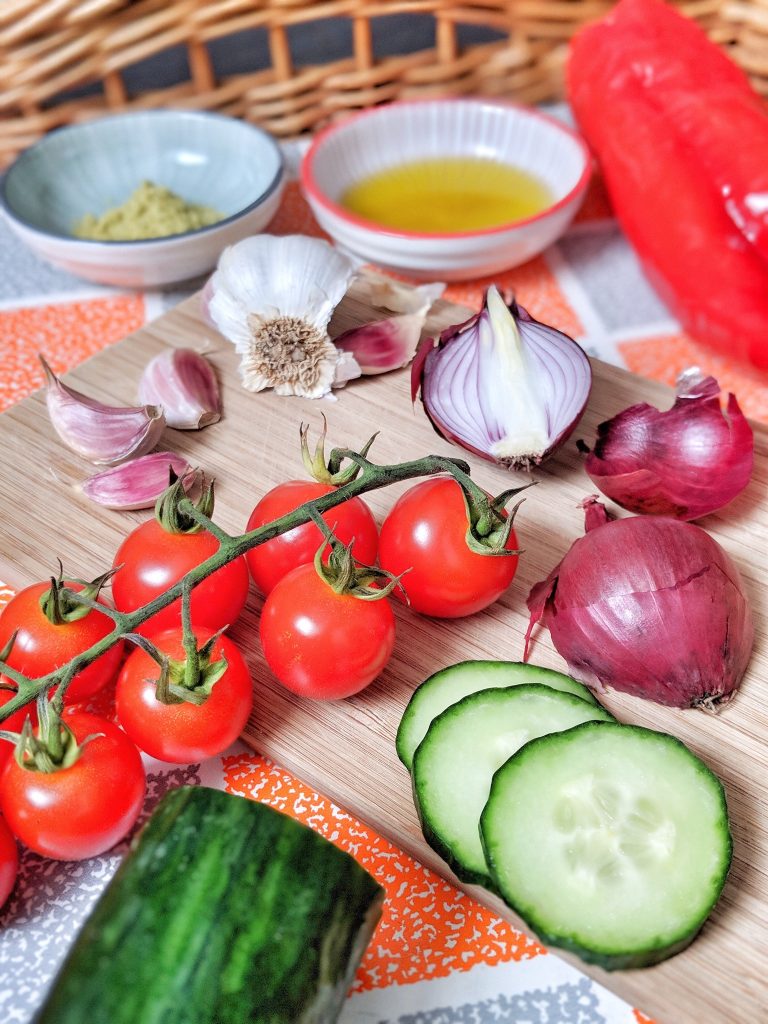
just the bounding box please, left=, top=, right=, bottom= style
left=2, top=697, right=100, bottom=774
left=38, top=564, right=116, bottom=625
left=0, top=633, right=16, bottom=664
left=311, top=516, right=401, bottom=602
left=128, top=586, right=228, bottom=706
left=300, top=417, right=377, bottom=487
left=155, top=469, right=214, bottom=535
left=459, top=479, right=531, bottom=557
left=152, top=634, right=228, bottom=707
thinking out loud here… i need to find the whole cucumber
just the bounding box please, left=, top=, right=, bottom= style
left=35, top=786, right=384, bottom=1024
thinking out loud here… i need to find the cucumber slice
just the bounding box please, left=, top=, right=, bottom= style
left=397, top=660, right=600, bottom=771
left=480, top=722, right=732, bottom=970
left=412, top=685, right=613, bottom=885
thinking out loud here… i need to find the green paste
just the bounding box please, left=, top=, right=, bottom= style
left=74, top=180, right=224, bottom=241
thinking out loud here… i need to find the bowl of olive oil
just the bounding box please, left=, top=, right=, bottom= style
left=301, top=99, right=591, bottom=280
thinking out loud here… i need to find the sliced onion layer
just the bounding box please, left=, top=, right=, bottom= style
left=412, top=286, right=592, bottom=471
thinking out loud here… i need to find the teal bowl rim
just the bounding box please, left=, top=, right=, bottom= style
left=0, top=109, right=285, bottom=248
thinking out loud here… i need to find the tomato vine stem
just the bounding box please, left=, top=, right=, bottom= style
left=0, top=447, right=474, bottom=721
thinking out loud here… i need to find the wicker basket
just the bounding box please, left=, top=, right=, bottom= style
left=1, top=0, right=767, bottom=169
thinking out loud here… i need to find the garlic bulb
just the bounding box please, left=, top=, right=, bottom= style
left=206, top=235, right=360, bottom=399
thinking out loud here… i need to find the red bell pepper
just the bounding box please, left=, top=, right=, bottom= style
left=568, top=0, right=768, bottom=369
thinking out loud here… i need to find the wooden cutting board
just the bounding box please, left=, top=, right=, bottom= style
left=0, top=275, right=765, bottom=1024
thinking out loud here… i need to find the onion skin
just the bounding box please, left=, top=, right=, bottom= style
left=525, top=500, right=754, bottom=709
left=581, top=375, right=754, bottom=520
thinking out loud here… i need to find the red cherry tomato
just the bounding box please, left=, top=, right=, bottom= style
left=260, top=564, right=395, bottom=699
left=377, top=478, right=519, bottom=618
left=0, top=814, right=18, bottom=909
left=246, top=481, right=378, bottom=596
left=116, top=628, right=253, bottom=763
left=112, top=520, right=250, bottom=636
left=0, top=710, right=145, bottom=861
left=0, top=583, right=124, bottom=703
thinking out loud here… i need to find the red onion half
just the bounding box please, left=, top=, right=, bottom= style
left=525, top=499, right=753, bottom=710
left=580, top=371, right=754, bottom=520
left=412, top=286, right=592, bottom=471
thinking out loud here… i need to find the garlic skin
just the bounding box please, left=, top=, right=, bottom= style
left=138, top=348, right=221, bottom=430
left=82, top=452, right=194, bottom=509
left=334, top=281, right=446, bottom=375
left=40, top=356, right=166, bottom=465
left=207, top=235, right=360, bottom=399
left=369, top=280, right=445, bottom=316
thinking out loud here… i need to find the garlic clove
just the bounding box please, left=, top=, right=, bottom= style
left=138, top=348, right=221, bottom=430
left=333, top=279, right=445, bottom=375
left=40, top=355, right=166, bottom=465
left=82, top=452, right=195, bottom=509
left=334, top=313, right=426, bottom=375
left=206, top=234, right=359, bottom=399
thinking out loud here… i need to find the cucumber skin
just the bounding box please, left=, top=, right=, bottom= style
left=412, top=686, right=613, bottom=891
left=413, top=770, right=500, bottom=891
left=34, top=787, right=385, bottom=1024
left=397, top=660, right=601, bottom=772
left=480, top=722, right=733, bottom=971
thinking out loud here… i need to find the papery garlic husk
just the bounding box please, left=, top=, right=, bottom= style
left=412, top=286, right=592, bottom=471
left=40, top=355, right=165, bottom=465
left=82, top=452, right=194, bottom=509
left=206, top=234, right=361, bottom=399
left=334, top=281, right=446, bottom=375
left=368, top=280, right=446, bottom=316
left=581, top=368, right=754, bottom=521
left=138, top=348, right=221, bottom=429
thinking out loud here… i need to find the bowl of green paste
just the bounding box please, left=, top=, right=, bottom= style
left=0, top=110, right=285, bottom=287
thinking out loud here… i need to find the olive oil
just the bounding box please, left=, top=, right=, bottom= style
left=340, top=157, right=553, bottom=233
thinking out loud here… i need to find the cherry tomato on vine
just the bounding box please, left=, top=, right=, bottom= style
left=0, top=815, right=18, bottom=909
left=116, top=627, right=253, bottom=763
left=377, top=477, right=519, bottom=618
left=246, top=481, right=379, bottom=596
left=112, top=521, right=250, bottom=636
left=0, top=710, right=145, bottom=861
left=260, top=563, right=395, bottom=699
left=0, top=581, right=124, bottom=704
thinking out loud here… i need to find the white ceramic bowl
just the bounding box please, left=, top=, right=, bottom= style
left=0, top=110, right=285, bottom=288
left=301, top=99, right=591, bottom=281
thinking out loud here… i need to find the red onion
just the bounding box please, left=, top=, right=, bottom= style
left=580, top=370, right=753, bottom=520
left=412, top=286, right=592, bottom=471
left=525, top=498, right=753, bottom=710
